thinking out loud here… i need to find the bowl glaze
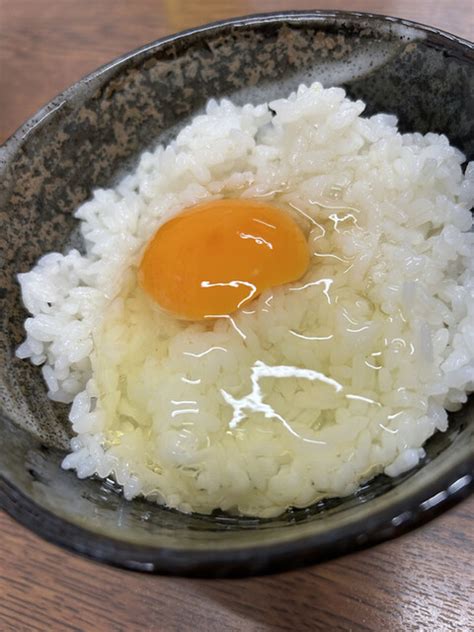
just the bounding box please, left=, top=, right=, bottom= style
left=0, top=10, right=473, bottom=577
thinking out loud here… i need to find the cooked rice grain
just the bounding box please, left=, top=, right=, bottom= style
left=18, top=83, right=474, bottom=516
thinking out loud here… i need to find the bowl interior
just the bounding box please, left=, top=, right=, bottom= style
left=0, top=12, right=472, bottom=576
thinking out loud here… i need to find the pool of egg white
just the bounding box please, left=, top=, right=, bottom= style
left=89, top=194, right=424, bottom=516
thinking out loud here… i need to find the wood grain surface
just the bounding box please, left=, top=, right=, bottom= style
left=1, top=1, right=473, bottom=631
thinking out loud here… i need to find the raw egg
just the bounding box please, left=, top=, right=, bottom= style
left=138, top=198, right=310, bottom=320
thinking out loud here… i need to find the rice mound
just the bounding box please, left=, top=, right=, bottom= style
left=17, top=83, right=474, bottom=517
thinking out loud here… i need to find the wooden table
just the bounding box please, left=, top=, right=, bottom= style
left=1, top=2, right=473, bottom=630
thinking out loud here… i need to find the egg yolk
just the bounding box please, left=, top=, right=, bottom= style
left=138, top=199, right=310, bottom=320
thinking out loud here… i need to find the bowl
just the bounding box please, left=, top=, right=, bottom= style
left=0, top=10, right=473, bottom=577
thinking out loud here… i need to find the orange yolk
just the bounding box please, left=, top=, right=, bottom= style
left=138, top=199, right=310, bottom=320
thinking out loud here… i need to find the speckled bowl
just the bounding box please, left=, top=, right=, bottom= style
left=0, top=11, right=473, bottom=577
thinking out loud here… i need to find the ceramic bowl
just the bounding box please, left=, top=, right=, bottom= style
left=0, top=10, right=473, bottom=577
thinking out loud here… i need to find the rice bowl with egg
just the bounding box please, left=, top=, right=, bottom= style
left=17, top=82, right=474, bottom=517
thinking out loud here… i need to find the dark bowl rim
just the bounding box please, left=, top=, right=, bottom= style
left=1, top=8, right=473, bottom=156
left=0, top=9, right=473, bottom=577
left=1, top=427, right=472, bottom=576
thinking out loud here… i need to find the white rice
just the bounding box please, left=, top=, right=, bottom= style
left=17, top=83, right=474, bottom=517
